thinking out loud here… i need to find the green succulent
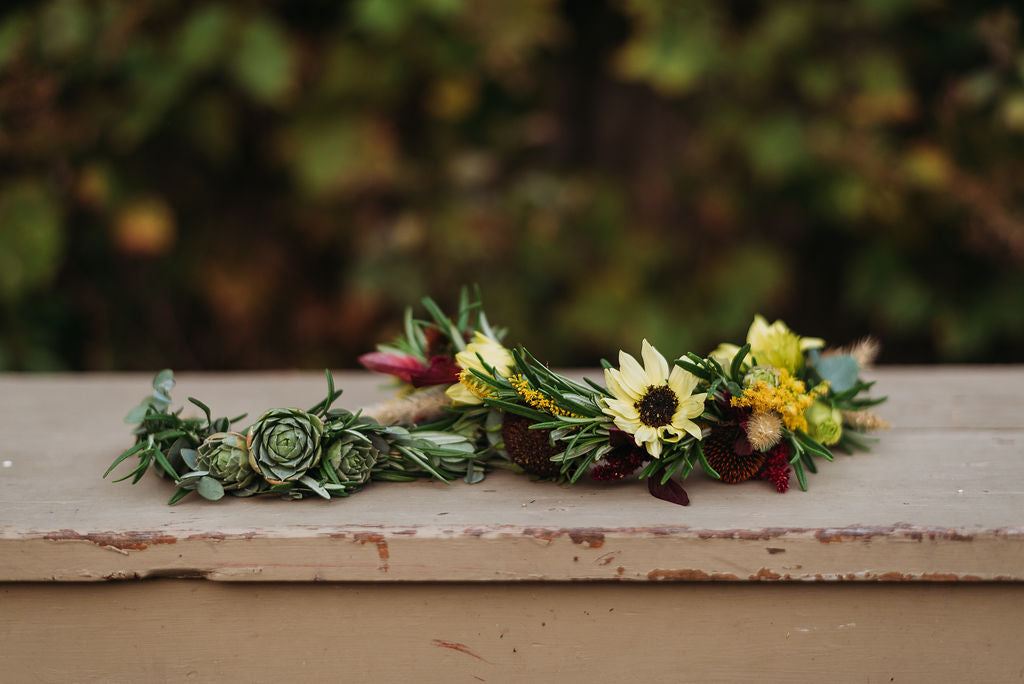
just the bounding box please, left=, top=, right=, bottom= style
left=325, top=436, right=378, bottom=485
left=196, top=431, right=256, bottom=490
left=247, top=408, right=324, bottom=484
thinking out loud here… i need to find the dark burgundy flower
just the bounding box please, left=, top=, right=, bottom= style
left=757, top=442, right=791, bottom=493
left=590, top=428, right=649, bottom=482
left=358, top=352, right=460, bottom=387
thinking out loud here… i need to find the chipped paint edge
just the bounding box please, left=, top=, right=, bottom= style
left=2, top=523, right=1023, bottom=583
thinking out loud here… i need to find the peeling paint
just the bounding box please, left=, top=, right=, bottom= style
left=43, top=530, right=177, bottom=551
left=647, top=569, right=741, bottom=581
left=568, top=531, right=605, bottom=548
left=750, top=568, right=782, bottom=581
left=353, top=533, right=389, bottom=572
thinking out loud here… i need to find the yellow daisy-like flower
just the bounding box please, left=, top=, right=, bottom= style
left=601, top=339, right=707, bottom=459
left=445, top=332, right=515, bottom=406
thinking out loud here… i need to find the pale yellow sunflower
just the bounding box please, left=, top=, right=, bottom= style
left=446, top=332, right=514, bottom=405
left=601, top=339, right=706, bottom=458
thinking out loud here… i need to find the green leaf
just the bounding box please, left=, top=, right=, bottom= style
left=814, top=354, right=859, bottom=393
left=674, top=359, right=711, bottom=380
left=229, top=15, right=295, bottom=105
left=103, top=442, right=146, bottom=478
left=176, top=470, right=209, bottom=487
left=188, top=397, right=212, bottom=427
left=176, top=4, right=230, bottom=72
left=167, top=487, right=192, bottom=505
left=299, top=475, right=331, bottom=500
left=0, top=182, right=64, bottom=301
left=152, top=369, right=175, bottom=395
left=730, top=343, right=751, bottom=380
left=792, top=460, right=808, bottom=491
left=181, top=448, right=199, bottom=471
left=463, top=464, right=485, bottom=484
left=196, top=476, right=225, bottom=501
left=796, top=431, right=834, bottom=462
left=112, top=452, right=151, bottom=482
left=152, top=447, right=180, bottom=480
left=696, top=441, right=720, bottom=479
left=124, top=402, right=152, bottom=424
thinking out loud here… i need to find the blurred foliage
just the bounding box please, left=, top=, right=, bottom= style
left=2, top=0, right=1024, bottom=371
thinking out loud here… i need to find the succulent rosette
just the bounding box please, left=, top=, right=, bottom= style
left=197, top=431, right=256, bottom=490
left=325, top=436, right=378, bottom=485
left=246, top=408, right=324, bottom=484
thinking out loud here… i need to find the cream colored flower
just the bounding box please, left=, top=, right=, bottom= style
left=747, top=315, right=824, bottom=372
left=712, top=316, right=825, bottom=375
left=445, top=332, right=515, bottom=405
left=601, top=339, right=706, bottom=459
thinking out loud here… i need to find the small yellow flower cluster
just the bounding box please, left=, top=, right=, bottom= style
left=509, top=375, right=579, bottom=418
left=731, top=369, right=827, bottom=433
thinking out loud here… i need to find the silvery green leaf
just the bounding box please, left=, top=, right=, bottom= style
left=152, top=369, right=175, bottom=395
left=299, top=475, right=330, bottom=500
left=815, top=354, right=859, bottom=394
left=124, top=403, right=151, bottom=424
left=196, top=475, right=224, bottom=501
left=181, top=448, right=199, bottom=470
left=176, top=470, right=210, bottom=489
left=411, top=431, right=467, bottom=445
left=592, top=443, right=615, bottom=462
left=463, top=463, right=485, bottom=484
left=368, top=434, right=390, bottom=454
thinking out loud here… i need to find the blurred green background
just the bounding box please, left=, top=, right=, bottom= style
left=2, top=0, right=1023, bottom=371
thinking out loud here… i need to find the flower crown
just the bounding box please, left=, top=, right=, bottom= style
left=108, top=288, right=887, bottom=506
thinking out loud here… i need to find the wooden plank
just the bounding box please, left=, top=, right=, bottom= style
left=0, top=370, right=1022, bottom=583
left=1, top=581, right=1022, bottom=682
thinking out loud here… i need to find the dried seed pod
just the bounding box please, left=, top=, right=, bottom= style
left=702, top=424, right=765, bottom=484
left=501, top=413, right=562, bottom=478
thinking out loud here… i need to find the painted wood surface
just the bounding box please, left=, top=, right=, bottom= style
left=1, top=368, right=1022, bottom=583
left=2, top=582, right=1022, bottom=683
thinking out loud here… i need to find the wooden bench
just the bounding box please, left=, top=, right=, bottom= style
left=1, top=368, right=1022, bottom=682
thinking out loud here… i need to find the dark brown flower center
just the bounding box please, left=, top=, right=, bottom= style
left=635, top=385, right=678, bottom=427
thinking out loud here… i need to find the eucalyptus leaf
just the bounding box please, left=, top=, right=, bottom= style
left=125, top=403, right=151, bottom=424
left=181, top=448, right=200, bottom=470
left=196, top=475, right=225, bottom=501
left=463, top=465, right=485, bottom=484
left=814, top=354, right=859, bottom=393
left=152, top=369, right=175, bottom=394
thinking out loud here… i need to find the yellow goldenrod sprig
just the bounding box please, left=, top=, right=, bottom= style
left=509, top=374, right=581, bottom=418
left=731, top=368, right=827, bottom=433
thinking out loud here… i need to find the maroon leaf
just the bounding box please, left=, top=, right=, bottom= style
left=648, top=477, right=690, bottom=506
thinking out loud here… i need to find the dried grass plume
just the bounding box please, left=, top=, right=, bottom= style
left=825, top=336, right=881, bottom=368
left=842, top=409, right=890, bottom=431
left=363, top=385, right=451, bottom=426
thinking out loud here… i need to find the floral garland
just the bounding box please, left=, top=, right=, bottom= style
left=108, top=289, right=887, bottom=505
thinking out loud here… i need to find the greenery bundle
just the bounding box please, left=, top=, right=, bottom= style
left=109, top=290, right=886, bottom=505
